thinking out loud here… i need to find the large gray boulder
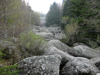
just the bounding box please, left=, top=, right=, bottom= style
left=17, top=54, right=62, bottom=75
left=74, top=45, right=100, bottom=58
left=48, top=40, right=95, bottom=58
left=96, top=73, right=100, bottom=75
left=48, top=39, right=73, bottom=53
left=44, top=46, right=75, bottom=60
left=60, top=57, right=100, bottom=75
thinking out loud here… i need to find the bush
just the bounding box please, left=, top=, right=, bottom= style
left=0, top=65, right=20, bottom=75
left=20, top=31, right=45, bottom=55
left=0, top=48, right=20, bottom=75
left=65, top=22, right=79, bottom=35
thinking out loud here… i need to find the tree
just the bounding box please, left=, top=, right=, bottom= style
left=0, top=0, right=40, bottom=39
left=31, top=11, right=40, bottom=25
left=46, top=2, right=61, bottom=27
left=62, top=0, right=100, bottom=47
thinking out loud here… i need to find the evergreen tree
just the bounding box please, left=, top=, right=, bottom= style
left=62, top=0, right=100, bottom=47
left=46, top=2, right=61, bottom=27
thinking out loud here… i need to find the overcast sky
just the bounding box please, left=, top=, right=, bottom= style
left=25, top=0, right=62, bottom=14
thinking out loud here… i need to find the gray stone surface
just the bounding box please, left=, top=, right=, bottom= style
left=36, top=32, right=54, bottom=40
left=44, top=46, right=74, bottom=60
left=96, top=73, right=100, bottom=75
left=74, top=45, right=100, bottom=58
left=61, top=57, right=100, bottom=75
left=32, top=26, right=66, bottom=40
left=18, top=54, right=62, bottom=75
left=48, top=39, right=74, bottom=53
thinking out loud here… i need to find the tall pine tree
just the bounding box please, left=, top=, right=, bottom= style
left=46, top=2, right=61, bottom=27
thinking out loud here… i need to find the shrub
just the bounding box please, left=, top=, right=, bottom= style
left=0, top=65, right=20, bottom=75
left=20, top=31, right=45, bottom=55
left=88, top=40, right=98, bottom=49
left=0, top=48, right=20, bottom=75
left=65, top=21, right=79, bottom=36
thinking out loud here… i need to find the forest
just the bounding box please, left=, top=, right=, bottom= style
left=46, top=0, right=100, bottom=48
left=0, top=0, right=40, bottom=39
left=0, top=0, right=100, bottom=75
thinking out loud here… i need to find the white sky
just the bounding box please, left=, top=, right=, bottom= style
left=25, top=0, right=62, bottom=14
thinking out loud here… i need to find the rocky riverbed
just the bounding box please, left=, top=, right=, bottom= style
left=1, top=26, right=100, bottom=75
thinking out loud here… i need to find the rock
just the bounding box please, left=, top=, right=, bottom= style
left=0, top=40, right=13, bottom=48
left=73, top=43, right=85, bottom=47
left=36, top=32, right=54, bottom=40
left=0, top=64, right=4, bottom=67
left=60, top=57, right=100, bottom=75
left=48, top=39, right=94, bottom=58
left=55, top=32, right=66, bottom=39
left=48, top=39, right=74, bottom=53
left=44, top=46, right=74, bottom=60
left=73, top=45, right=100, bottom=58
left=32, top=26, right=49, bottom=33
left=90, top=56, right=100, bottom=70
left=47, top=27, right=66, bottom=39
left=95, top=47, right=100, bottom=53
left=96, top=73, right=100, bottom=75
left=2, top=45, right=30, bottom=64
left=32, top=26, right=66, bottom=40
left=17, top=54, right=62, bottom=75
left=10, top=37, right=18, bottom=43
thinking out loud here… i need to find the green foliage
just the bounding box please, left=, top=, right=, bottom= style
left=0, top=46, right=5, bottom=59
left=65, top=21, right=79, bottom=36
left=88, top=40, right=98, bottom=49
left=0, top=65, right=20, bottom=75
left=46, top=2, right=61, bottom=27
left=20, top=31, right=45, bottom=55
left=97, top=35, right=100, bottom=43
left=62, top=0, right=100, bottom=47
left=0, top=47, right=20, bottom=75
left=31, top=11, right=40, bottom=25
left=0, top=0, right=41, bottom=39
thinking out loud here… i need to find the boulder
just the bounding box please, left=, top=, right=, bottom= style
left=48, top=39, right=73, bottom=53
left=32, top=26, right=66, bottom=40
left=44, top=46, right=74, bottom=60
left=36, top=32, right=54, bottom=40
left=48, top=40, right=94, bottom=58
left=1, top=45, right=30, bottom=64
left=0, top=40, right=13, bottom=48
left=73, top=43, right=85, bottom=47
left=17, top=54, right=62, bottom=75
left=47, top=27, right=66, bottom=39
left=32, top=26, right=49, bottom=33
left=96, top=73, right=100, bottom=75
left=60, top=57, right=100, bottom=75
left=0, top=64, right=4, bottom=67
left=54, top=32, right=66, bottom=39
left=47, top=27, right=61, bottom=33
left=90, top=57, right=100, bottom=70
left=74, top=45, right=100, bottom=58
